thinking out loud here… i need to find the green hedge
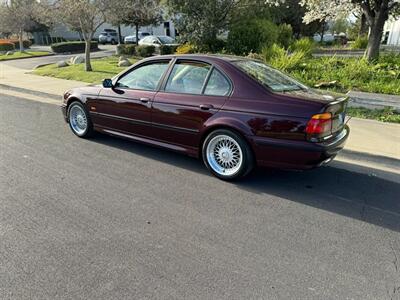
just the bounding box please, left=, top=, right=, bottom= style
left=227, top=19, right=279, bottom=55
left=136, top=45, right=155, bottom=57
left=0, top=43, right=15, bottom=52
left=277, top=24, right=293, bottom=49
left=51, top=41, right=99, bottom=53
left=160, top=44, right=178, bottom=55
left=117, top=44, right=136, bottom=56
left=13, top=40, right=32, bottom=50
left=351, top=36, right=368, bottom=50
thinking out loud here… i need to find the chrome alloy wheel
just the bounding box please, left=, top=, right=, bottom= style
left=206, top=135, right=243, bottom=176
left=69, top=104, right=88, bottom=136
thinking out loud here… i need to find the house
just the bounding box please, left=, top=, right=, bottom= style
left=383, top=18, right=400, bottom=46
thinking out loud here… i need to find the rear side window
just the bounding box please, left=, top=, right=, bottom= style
left=116, top=61, right=170, bottom=91
left=204, top=69, right=231, bottom=96
left=233, top=60, right=307, bottom=92
left=165, top=61, right=211, bottom=94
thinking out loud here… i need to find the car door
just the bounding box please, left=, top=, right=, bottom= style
left=152, top=60, right=232, bottom=148
left=87, top=60, right=171, bottom=138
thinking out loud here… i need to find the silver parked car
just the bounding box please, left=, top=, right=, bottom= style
left=124, top=32, right=151, bottom=44
left=98, top=30, right=118, bottom=45
left=138, top=35, right=180, bottom=48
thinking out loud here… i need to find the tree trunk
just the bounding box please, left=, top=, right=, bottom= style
left=117, top=25, right=122, bottom=45
left=320, top=26, right=325, bottom=43
left=84, top=36, right=92, bottom=72
left=359, top=13, right=369, bottom=36
left=135, top=23, right=139, bottom=46
left=365, top=11, right=388, bottom=61
left=18, top=30, right=24, bottom=52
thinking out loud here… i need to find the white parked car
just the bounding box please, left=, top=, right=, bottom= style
left=313, top=33, right=335, bottom=42
left=98, top=30, right=118, bottom=45
left=138, top=35, right=179, bottom=48
left=124, top=32, right=151, bottom=44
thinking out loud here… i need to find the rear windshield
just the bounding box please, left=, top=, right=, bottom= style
left=233, top=60, right=308, bottom=92
left=158, top=36, right=175, bottom=44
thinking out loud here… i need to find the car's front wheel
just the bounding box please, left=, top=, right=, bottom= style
left=202, top=129, right=254, bottom=181
left=68, top=101, right=94, bottom=138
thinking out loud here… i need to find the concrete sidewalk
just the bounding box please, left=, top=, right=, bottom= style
left=346, top=118, right=399, bottom=159
left=0, top=63, right=87, bottom=96
left=1, top=60, right=399, bottom=165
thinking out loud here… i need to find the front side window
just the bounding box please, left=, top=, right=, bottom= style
left=204, top=69, right=231, bottom=96
left=165, top=61, right=211, bottom=94
left=116, top=61, right=170, bottom=91
left=233, top=60, right=308, bottom=92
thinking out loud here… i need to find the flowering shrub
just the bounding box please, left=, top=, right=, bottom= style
left=0, top=41, right=15, bottom=52
left=0, top=39, right=31, bottom=50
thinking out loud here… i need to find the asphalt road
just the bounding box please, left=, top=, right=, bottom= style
left=2, top=45, right=116, bottom=70
left=1, top=94, right=400, bottom=299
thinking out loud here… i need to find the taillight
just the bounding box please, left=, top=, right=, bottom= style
left=306, top=113, right=332, bottom=136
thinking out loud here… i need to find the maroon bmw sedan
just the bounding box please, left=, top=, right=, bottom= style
left=62, top=54, right=349, bottom=180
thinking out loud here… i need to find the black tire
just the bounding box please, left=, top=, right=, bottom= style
left=202, top=129, right=254, bottom=181
left=67, top=101, right=94, bottom=138
left=111, top=39, right=116, bottom=45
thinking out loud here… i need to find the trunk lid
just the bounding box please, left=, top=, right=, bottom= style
left=282, top=88, right=349, bottom=140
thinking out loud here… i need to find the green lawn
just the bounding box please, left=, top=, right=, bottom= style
left=286, top=55, right=400, bottom=96
left=33, top=56, right=138, bottom=83
left=347, top=107, right=400, bottom=124
left=0, top=51, right=50, bottom=61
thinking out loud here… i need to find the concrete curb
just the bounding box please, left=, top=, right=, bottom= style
left=33, top=62, right=56, bottom=69
left=0, top=53, right=54, bottom=62
left=0, top=83, right=60, bottom=100
left=347, top=91, right=400, bottom=112
left=340, top=149, right=400, bottom=169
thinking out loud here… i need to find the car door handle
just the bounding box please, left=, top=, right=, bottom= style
left=139, top=97, right=150, bottom=103
left=199, top=104, right=214, bottom=110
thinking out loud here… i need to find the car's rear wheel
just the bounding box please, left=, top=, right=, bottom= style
left=68, top=101, right=94, bottom=138
left=202, top=129, right=254, bottom=181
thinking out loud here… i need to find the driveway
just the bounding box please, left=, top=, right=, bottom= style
left=0, top=93, right=399, bottom=299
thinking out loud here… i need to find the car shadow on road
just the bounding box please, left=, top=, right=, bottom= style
left=92, top=133, right=400, bottom=232
left=238, top=165, right=400, bottom=232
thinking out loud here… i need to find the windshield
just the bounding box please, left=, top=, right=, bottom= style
left=233, top=60, right=308, bottom=92
left=158, top=36, right=175, bottom=44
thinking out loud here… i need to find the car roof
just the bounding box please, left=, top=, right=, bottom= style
left=144, top=54, right=249, bottom=63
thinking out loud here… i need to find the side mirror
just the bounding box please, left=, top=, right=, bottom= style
left=102, top=78, right=113, bottom=88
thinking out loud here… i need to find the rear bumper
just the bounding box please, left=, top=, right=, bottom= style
left=249, top=125, right=350, bottom=170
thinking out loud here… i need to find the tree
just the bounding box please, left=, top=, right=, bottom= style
left=331, top=17, right=349, bottom=34
left=299, top=0, right=400, bottom=60
left=0, top=0, right=44, bottom=52
left=264, top=0, right=321, bottom=38
left=266, top=0, right=400, bottom=60
left=55, top=0, right=109, bottom=71
left=166, top=0, right=242, bottom=51
left=106, top=0, right=161, bottom=45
